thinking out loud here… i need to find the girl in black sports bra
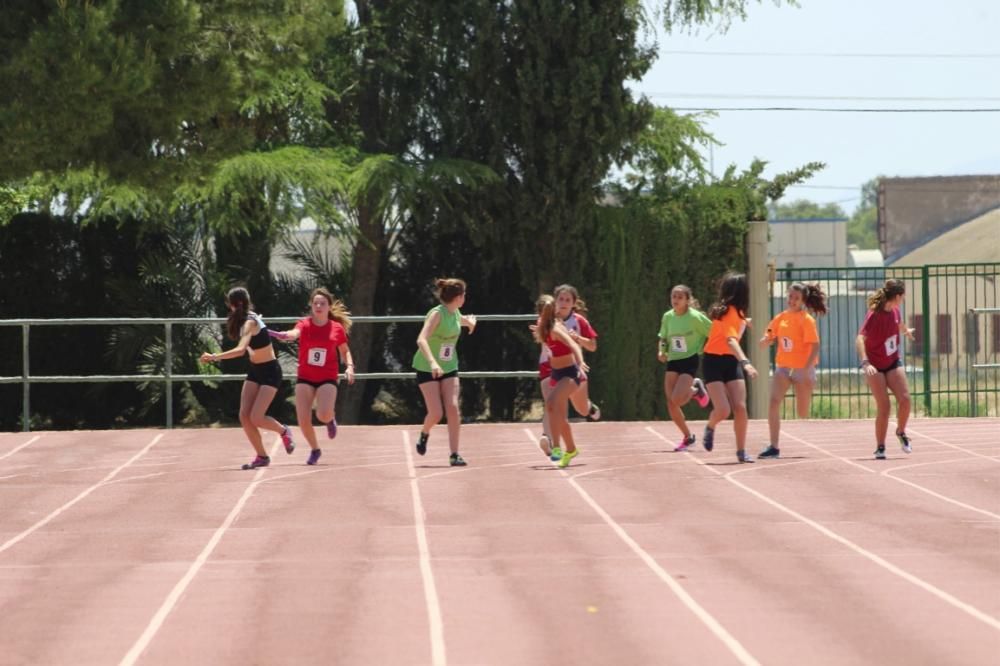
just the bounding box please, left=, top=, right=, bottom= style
left=200, top=287, right=295, bottom=470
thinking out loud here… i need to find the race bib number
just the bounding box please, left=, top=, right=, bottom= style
left=780, top=336, right=794, bottom=352
left=307, top=348, right=328, bottom=367
left=671, top=336, right=688, bottom=353
left=438, top=344, right=455, bottom=362
left=884, top=335, right=898, bottom=355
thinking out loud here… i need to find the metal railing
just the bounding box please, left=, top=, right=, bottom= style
left=770, top=263, right=1000, bottom=419
left=0, top=314, right=538, bottom=431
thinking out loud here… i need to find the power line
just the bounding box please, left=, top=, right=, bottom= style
left=659, top=49, right=1000, bottom=59
left=647, top=93, right=1000, bottom=102
left=670, top=107, right=1000, bottom=113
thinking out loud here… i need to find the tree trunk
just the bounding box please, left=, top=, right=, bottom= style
left=339, top=203, right=384, bottom=423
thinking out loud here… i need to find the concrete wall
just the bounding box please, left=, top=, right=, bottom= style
left=878, top=175, right=1000, bottom=263
left=768, top=218, right=848, bottom=268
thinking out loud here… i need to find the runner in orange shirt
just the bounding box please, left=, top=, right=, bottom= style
left=757, top=282, right=828, bottom=459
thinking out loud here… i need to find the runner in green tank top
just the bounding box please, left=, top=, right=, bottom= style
left=413, top=278, right=477, bottom=466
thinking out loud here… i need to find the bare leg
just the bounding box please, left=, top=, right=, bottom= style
left=249, top=385, right=283, bottom=435
left=793, top=372, right=815, bottom=420
left=540, top=378, right=553, bottom=439
left=295, top=383, right=319, bottom=450
left=239, top=381, right=267, bottom=457
left=705, top=381, right=732, bottom=430
left=419, top=381, right=444, bottom=435
left=440, top=376, right=461, bottom=454
left=315, top=384, right=339, bottom=429
left=865, top=371, right=892, bottom=445
left=547, top=377, right=579, bottom=453
left=885, top=366, right=911, bottom=434
left=768, top=373, right=793, bottom=447
left=570, top=380, right=591, bottom=418
left=665, top=372, right=691, bottom=439
left=725, top=379, right=749, bottom=454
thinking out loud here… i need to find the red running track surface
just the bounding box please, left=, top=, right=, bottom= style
left=0, top=418, right=998, bottom=665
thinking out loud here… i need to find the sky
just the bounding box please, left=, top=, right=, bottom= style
left=630, top=0, right=1000, bottom=215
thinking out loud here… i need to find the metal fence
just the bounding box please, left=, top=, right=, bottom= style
left=0, top=314, right=537, bottom=432
left=770, top=263, right=1000, bottom=418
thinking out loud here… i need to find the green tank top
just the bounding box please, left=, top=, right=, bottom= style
left=412, top=305, right=462, bottom=373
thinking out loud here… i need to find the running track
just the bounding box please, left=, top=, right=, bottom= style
left=0, top=418, right=998, bottom=665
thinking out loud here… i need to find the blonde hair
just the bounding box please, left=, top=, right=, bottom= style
left=534, top=294, right=556, bottom=344
left=310, top=287, right=353, bottom=332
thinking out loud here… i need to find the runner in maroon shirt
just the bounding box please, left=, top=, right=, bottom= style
left=856, top=279, right=916, bottom=460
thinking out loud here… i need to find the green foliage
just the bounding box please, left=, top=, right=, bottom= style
left=847, top=178, right=881, bottom=249
left=770, top=199, right=847, bottom=220
left=657, top=0, right=798, bottom=32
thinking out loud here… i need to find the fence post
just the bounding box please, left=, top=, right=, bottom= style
left=747, top=220, right=770, bottom=419
left=921, top=265, right=932, bottom=415
left=968, top=309, right=977, bottom=417
left=165, top=322, right=173, bottom=429
left=21, top=323, right=30, bottom=432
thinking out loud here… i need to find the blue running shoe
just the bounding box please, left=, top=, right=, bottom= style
left=307, top=448, right=322, bottom=465
left=703, top=426, right=715, bottom=452
left=242, top=455, right=270, bottom=470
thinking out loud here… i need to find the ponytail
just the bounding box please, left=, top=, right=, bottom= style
left=225, top=287, right=251, bottom=341
left=791, top=282, right=828, bottom=316
left=867, top=278, right=905, bottom=311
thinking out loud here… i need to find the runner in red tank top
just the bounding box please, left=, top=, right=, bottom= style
left=856, top=278, right=916, bottom=459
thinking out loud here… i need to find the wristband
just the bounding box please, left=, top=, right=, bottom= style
left=739, top=359, right=750, bottom=367
left=859, top=359, right=870, bottom=369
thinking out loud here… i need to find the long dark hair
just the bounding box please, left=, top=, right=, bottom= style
left=534, top=294, right=556, bottom=344
left=708, top=272, right=749, bottom=320
left=553, top=283, right=587, bottom=315
left=867, top=278, right=905, bottom=311
left=225, top=287, right=252, bottom=340
left=790, top=282, right=828, bottom=316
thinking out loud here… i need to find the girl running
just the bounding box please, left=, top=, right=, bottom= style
left=856, top=278, right=915, bottom=459
left=757, top=282, right=828, bottom=459
left=413, top=278, right=477, bottom=466
left=535, top=294, right=589, bottom=468
left=701, top=272, right=758, bottom=463
left=656, top=284, right=712, bottom=451
left=554, top=284, right=601, bottom=424
left=269, top=287, right=355, bottom=466
left=200, top=287, right=294, bottom=470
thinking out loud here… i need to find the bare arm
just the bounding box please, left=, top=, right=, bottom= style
left=338, top=341, right=355, bottom=385
left=570, top=329, right=597, bottom=352
left=201, top=322, right=255, bottom=363
left=726, top=336, right=757, bottom=379
left=460, top=314, right=477, bottom=333
left=856, top=334, right=877, bottom=376
left=553, top=324, right=589, bottom=372
left=269, top=327, right=302, bottom=342
left=416, top=310, right=443, bottom=376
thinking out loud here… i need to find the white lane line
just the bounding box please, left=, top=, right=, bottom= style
left=785, top=430, right=1000, bottom=521
left=538, top=429, right=761, bottom=666
left=0, top=434, right=163, bottom=555
left=648, top=426, right=1000, bottom=630
left=907, top=427, right=1000, bottom=463
left=779, top=430, right=877, bottom=474
left=0, top=435, right=41, bottom=462
left=119, top=436, right=281, bottom=666
left=882, top=459, right=1000, bottom=521
left=403, top=431, right=447, bottom=666
left=722, top=470, right=1000, bottom=631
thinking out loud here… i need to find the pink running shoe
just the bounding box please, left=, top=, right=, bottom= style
left=326, top=418, right=338, bottom=439
left=281, top=426, right=295, bottom=454
left=674, top=434, right=696, bottom=452
left=692, top=378, right=710, bottom=408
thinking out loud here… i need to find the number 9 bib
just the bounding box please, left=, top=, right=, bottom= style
left=308, top=347, right=328, bottom=367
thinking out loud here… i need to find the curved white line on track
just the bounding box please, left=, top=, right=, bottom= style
left=538, top=428, right=761, bottom=666
left=572, top=458, right=691, bottom=480
left=648, top=425, right=1000, bottom=631
left=120, top=435, right=280, bottom=666
left=0, top=434, right=163, bottom=555
left=882, top=459, right=1000, bottom=521
left=0, top=435, right=41, bottom=462
left=403, top=431, right=447, bottom=666
left=784, top=430, right=1000, bottom=520
left=778, top=430, right=877, bottom=473
left=906, top=427, right=1000, bottom=463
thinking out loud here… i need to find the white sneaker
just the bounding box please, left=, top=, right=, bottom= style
left=538, top=434, right=552, bottom=456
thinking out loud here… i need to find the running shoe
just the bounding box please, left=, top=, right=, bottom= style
left=550, top=446, right=563, bottom=462
left=874, top=445, right=886, bottom=460
left=674, top=434, right=696, bottom=452
left=416, top=432, right=428, bottom=456
left=587, top=402, right=601, bottom=421
left=896, top=431, right=912, bottom=454
left=758, top=445, right=780, bottom=459
left=538, top=434, right=552, bottom=457
left=241, top=455, right=270, bottom=470
left=737, top=450, right=755, bottom=464
left=449, top=452, right=467, bottom=467
left=307, top=448, right=322, bottom=466
left=326, top=418, right=338, bottom=439
left=557, top=448, right=579, bottom=468
left=692, top=378, right=710, bottom=408
left=702, top=426, right=715, bottom=452
left=280, top=426, right=295, bottom=454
